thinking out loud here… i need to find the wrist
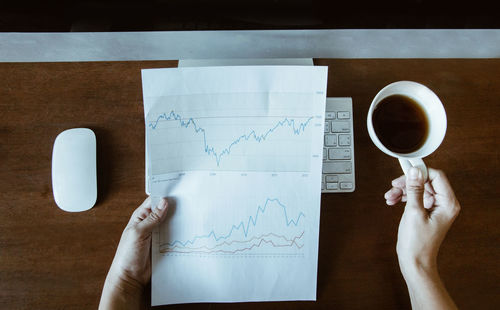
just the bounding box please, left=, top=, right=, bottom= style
left=99, top=267, right=145, bottom=310
left=399, top=256, right=439, bottom=284
left=105, top=266, right=144, bottom=297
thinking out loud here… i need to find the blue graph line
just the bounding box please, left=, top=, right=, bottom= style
left=149, top=110, right=313, bottom=166
left=166, top=198, right=305, bottom=247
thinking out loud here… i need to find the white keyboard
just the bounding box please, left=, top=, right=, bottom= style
left=322, top=98, right=355, bottom=193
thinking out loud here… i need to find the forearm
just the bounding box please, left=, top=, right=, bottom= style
left=99, top=269, right=144, bottom=310
left=402, top=263, right=458, bottom=310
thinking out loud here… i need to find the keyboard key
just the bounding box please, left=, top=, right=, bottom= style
left=324, top=121, right=330, bottom=133
left=331, top=122, right=350, bottom=133
left=325, top=175, right=339, bottom=183
left=321, top=182, right=326, bottom=190
left=338, top=134, right=351, bottom=146
left=337, top=111, right=350, bottom=119
left=326, top=182, right=339, bottom=190
left=322, top=162, right=352, bottom=174
left=329, top=148, right=351, bottom=160
left=325, top=112, right=336, bottom=119
left=324, top=134, right=337, bottom=146
left=340, top=182, right=353, bottom=190
left=323, top=148, right=327, bottom=160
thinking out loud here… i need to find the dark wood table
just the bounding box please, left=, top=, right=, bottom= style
left=1, top=59, right=498, bottom=309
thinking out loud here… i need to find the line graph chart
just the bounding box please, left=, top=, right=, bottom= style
left=160, top=198, right=306, bottom=256
left=145, top=91, right=323, bottom=174
left=161, top=232, right=305, bottom=255
left=149, top=110, right=314, bottom=167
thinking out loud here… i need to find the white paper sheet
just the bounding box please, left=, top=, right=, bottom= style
left=141, top=66, right=327, bottom=305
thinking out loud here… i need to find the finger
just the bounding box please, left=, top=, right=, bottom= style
left=423, top=193, right=435, bottom=209
left=385, top=197, right=401, bottom=206
left=428, top=168, right=456, bottom=199
left=397, top=170, right=434, bottom=197
left=427, top=168, right=461, bottom=218
left=135, top=198, right=169, bottom=235
left=128, top=197, right=152, bottom=227
left=385, top=200, right=399, bottom=206
left=385, top=186, right=406, bottom=205
left=384, top=187, right=402, bottom=199
left=384, top=187, right=403, bottom=200
left=392, top=176, right=435, bottom=196
left=387, top=194, right=412, bottom=205
left=425, top=182, right=436, bottom=195
left=405, top=167, right=426, bottom=212
left=391, top=175, right=406, bottom=189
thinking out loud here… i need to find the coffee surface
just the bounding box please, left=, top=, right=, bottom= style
left=372, top=94, right=429, bottom=153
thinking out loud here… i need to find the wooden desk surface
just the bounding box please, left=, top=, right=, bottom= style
left=1, top=59, right=498, bottom=310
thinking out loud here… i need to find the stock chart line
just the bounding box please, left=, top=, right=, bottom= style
left=149, top=110, right=314, bottom=166
left=161, top=232, right=305, bottom=255
left=161, top=231, right=305, bottom=252
left=165, top=198, right=305, bottom=248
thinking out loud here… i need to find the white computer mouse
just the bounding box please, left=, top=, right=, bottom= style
left=52, top=128, right=97, bottom=212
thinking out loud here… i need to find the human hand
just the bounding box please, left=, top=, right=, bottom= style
left=384, top=167, right=460, bottom=276
left=99, top=197, right=168, bottom=310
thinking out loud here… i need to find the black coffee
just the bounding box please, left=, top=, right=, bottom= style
left=372, top=94, right=429, bottom=153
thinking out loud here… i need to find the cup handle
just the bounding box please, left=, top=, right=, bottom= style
left=398, top=158, right=428, bottom=182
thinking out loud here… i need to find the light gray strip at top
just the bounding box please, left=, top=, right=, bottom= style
left=1, top=29, right=499, bottom=62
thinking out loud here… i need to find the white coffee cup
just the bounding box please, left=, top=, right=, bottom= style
left=367, top=81, right=447, bottom=181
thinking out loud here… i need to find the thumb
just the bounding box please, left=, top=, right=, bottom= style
left=405, top=167, right=426, bottom=211
left=136, top=198, right=168, bottom=234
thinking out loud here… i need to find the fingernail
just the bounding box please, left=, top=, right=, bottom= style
left=157, top=198, right=167, bottom=210
left=409, top=168, right=419, bottom=180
